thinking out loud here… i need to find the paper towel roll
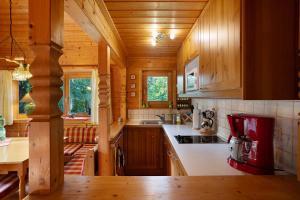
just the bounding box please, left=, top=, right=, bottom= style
left=192, top=104, right=200, bottom=129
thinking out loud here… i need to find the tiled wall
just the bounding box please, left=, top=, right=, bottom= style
left=128, top=109, right=176, bottom=120
left=192, top=99, right=299, bottom=174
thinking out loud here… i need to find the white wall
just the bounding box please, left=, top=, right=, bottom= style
left=192, top=99, right=299, bottom=174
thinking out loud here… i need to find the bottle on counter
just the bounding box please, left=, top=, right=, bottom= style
left=176, top=112, right=181, bottom=124
left=192, top=104, right=201, bottom=130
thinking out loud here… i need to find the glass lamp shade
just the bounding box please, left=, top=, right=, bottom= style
left=20, top=93, right=33, bottom=103
left=12, top=63, right=32, bottom=81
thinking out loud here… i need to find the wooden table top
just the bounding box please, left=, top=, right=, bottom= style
left=0, top=137, right=28, bottom=164
left=25, top=175, right=300, bottom=200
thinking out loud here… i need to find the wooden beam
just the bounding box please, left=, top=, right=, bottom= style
left=64, top=0, right=126, bottom=63
left=98, top=39, right=113, bottom=175
left=28, top=0, right=64, bottom=194
left=298, top=114, right=300, bottom=181
left=120, top=67, right=127, bottom=120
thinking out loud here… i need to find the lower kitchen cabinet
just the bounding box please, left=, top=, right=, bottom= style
left=164, top=134, right=187, bottom=176
left=111, top=130, right=125, bottom=176
left=124, top=126, right=164, bottom=176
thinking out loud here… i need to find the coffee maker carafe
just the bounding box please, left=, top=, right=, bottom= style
left=227, top=114, right=274, bottom=174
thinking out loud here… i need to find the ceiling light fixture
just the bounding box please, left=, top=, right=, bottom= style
left=151, top=30, right=176, bottom=46
left=0, top=0, right=32, bottom=81
left=151, top=38, right=157, bottom=46
left=170, top=31, right=176, bottom=40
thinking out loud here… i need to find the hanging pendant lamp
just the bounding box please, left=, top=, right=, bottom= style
left=0, top=0, right=32, bottom=81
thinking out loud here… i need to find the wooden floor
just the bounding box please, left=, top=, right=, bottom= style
left=24, top=175, right=300, bottom=200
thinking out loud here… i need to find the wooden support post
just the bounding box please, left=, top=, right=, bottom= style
left=120, top=68, right=127, bottom=120
left=298, top=115, right=300, bottom=181
left=298, top=1, right=300, bottom=181
left=28, top=0, right=64, bottom=194
left=98, top=40, right=113, bottom=175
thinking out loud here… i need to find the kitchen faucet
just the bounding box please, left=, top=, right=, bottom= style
left=156, top=114, right=166, bottom=122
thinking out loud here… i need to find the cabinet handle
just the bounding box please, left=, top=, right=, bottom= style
left=200, top=87, right=208, bottom=90
left=167, top=150, right=173, bottom=157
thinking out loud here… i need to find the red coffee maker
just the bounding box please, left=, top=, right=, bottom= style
left=227, top=114, right=274, bottom=174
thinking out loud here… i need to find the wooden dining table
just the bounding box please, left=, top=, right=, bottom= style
left=0, top=137, right=29, bottom=200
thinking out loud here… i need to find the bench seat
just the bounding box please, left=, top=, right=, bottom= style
left=64, top=155, right=85, bottom=175
left=63, top=127, right=98, bottom=176
left=64, top=144, right=83, bottom=156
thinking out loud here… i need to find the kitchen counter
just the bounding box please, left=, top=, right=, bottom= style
left=25, top=175, right=300, bottom=200
left=163, top=124, right=246, bottom=176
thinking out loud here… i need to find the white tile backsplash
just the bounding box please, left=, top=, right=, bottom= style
left=128, top=109, right=176, bottom=120
left=192, top=98, right=299, bottom=174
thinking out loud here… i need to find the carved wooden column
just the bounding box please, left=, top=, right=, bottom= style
left=98, top=39, right=113, bottom=175
left=120, top=68, right=127, bottom=120
left=28, top=0, right=64, bottom=194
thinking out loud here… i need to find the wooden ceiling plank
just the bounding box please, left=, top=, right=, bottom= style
left=109, top=10, right=201, bottom=18
left=104, top=0, right=208, bottom=2
left=112, top=17, right=197, bottom=24
left=115, top=23, right=193, bottom=29
left=105, top=2, right=207, bottom=11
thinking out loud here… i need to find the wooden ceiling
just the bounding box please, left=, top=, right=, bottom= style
left=104, top=0, right=209, bottom=57
left=0, top=0, right=209, bottom=67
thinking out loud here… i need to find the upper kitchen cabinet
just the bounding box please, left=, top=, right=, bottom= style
left=177, top=19, right=200, bottom=95
left=177, top=0, right=298, bottom=99
left=187, top=19, right=200, bottom=60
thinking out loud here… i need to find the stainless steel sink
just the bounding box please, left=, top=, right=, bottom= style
left=139, top=120, right=163, bottom=125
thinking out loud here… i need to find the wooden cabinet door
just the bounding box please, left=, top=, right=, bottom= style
left=115, top=131, right=125, bottom=176
left=199, top=0, right=241, bottom=94
left=188, top=19, right=200, bottom=59
left=124, top=127, right=164, bottom=176
left=164, top=134, right=187, bottom=176
left=177, top=46, right=184, bottom=95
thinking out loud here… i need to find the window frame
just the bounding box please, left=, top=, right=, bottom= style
left=62, top=72, right=92, bottom=116
left=142, top=70, right=173, bottom=109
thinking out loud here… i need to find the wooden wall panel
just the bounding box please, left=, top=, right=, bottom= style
left=0, top=0, right=34, bottom=67
left=242, top=0, right=297, bottom=99
left=111, top=65, right=121, bottom=122
left=126, top=57, right=177, bottom=109
left=0, top=0, right=99, bottom=67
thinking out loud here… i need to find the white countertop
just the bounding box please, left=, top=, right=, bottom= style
left=162, top=124, right=246, bottom=176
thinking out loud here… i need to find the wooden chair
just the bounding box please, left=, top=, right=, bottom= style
left=0, top=173, right=19, bottom=199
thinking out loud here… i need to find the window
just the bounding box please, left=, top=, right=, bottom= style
left=58, top=85, right=64, bottom=112
left=142, top=71, right=173, bottom=108
left=60, top=73, right=92, bottom=116
left=19, top=80, right=32, bottom=114
left=147, top=76, right=168, bottom=101
left=69, top=78, right=91, bottom=115
left=16, top=73, right=92, bottom=117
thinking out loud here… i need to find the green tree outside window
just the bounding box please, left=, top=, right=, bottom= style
left=69, top=78, right=91, bottom=115
left=19, top=80, right=32, bottom=113
left=147, top=76, right=168, bottom=102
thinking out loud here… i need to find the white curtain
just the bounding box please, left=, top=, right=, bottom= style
left=91, top=69, right=100, bottom=124
left=0, top=70, right=13, bottom=125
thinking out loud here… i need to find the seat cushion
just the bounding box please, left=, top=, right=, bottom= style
left=64, top=155, right=85, bottom=175
left=0, top=173, right=19, bottom=199
left=64, top=144, right=83, bottom=156
left=64, top=127, right=97, bottom=144
left=74, top=144, right=97, bottom=157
